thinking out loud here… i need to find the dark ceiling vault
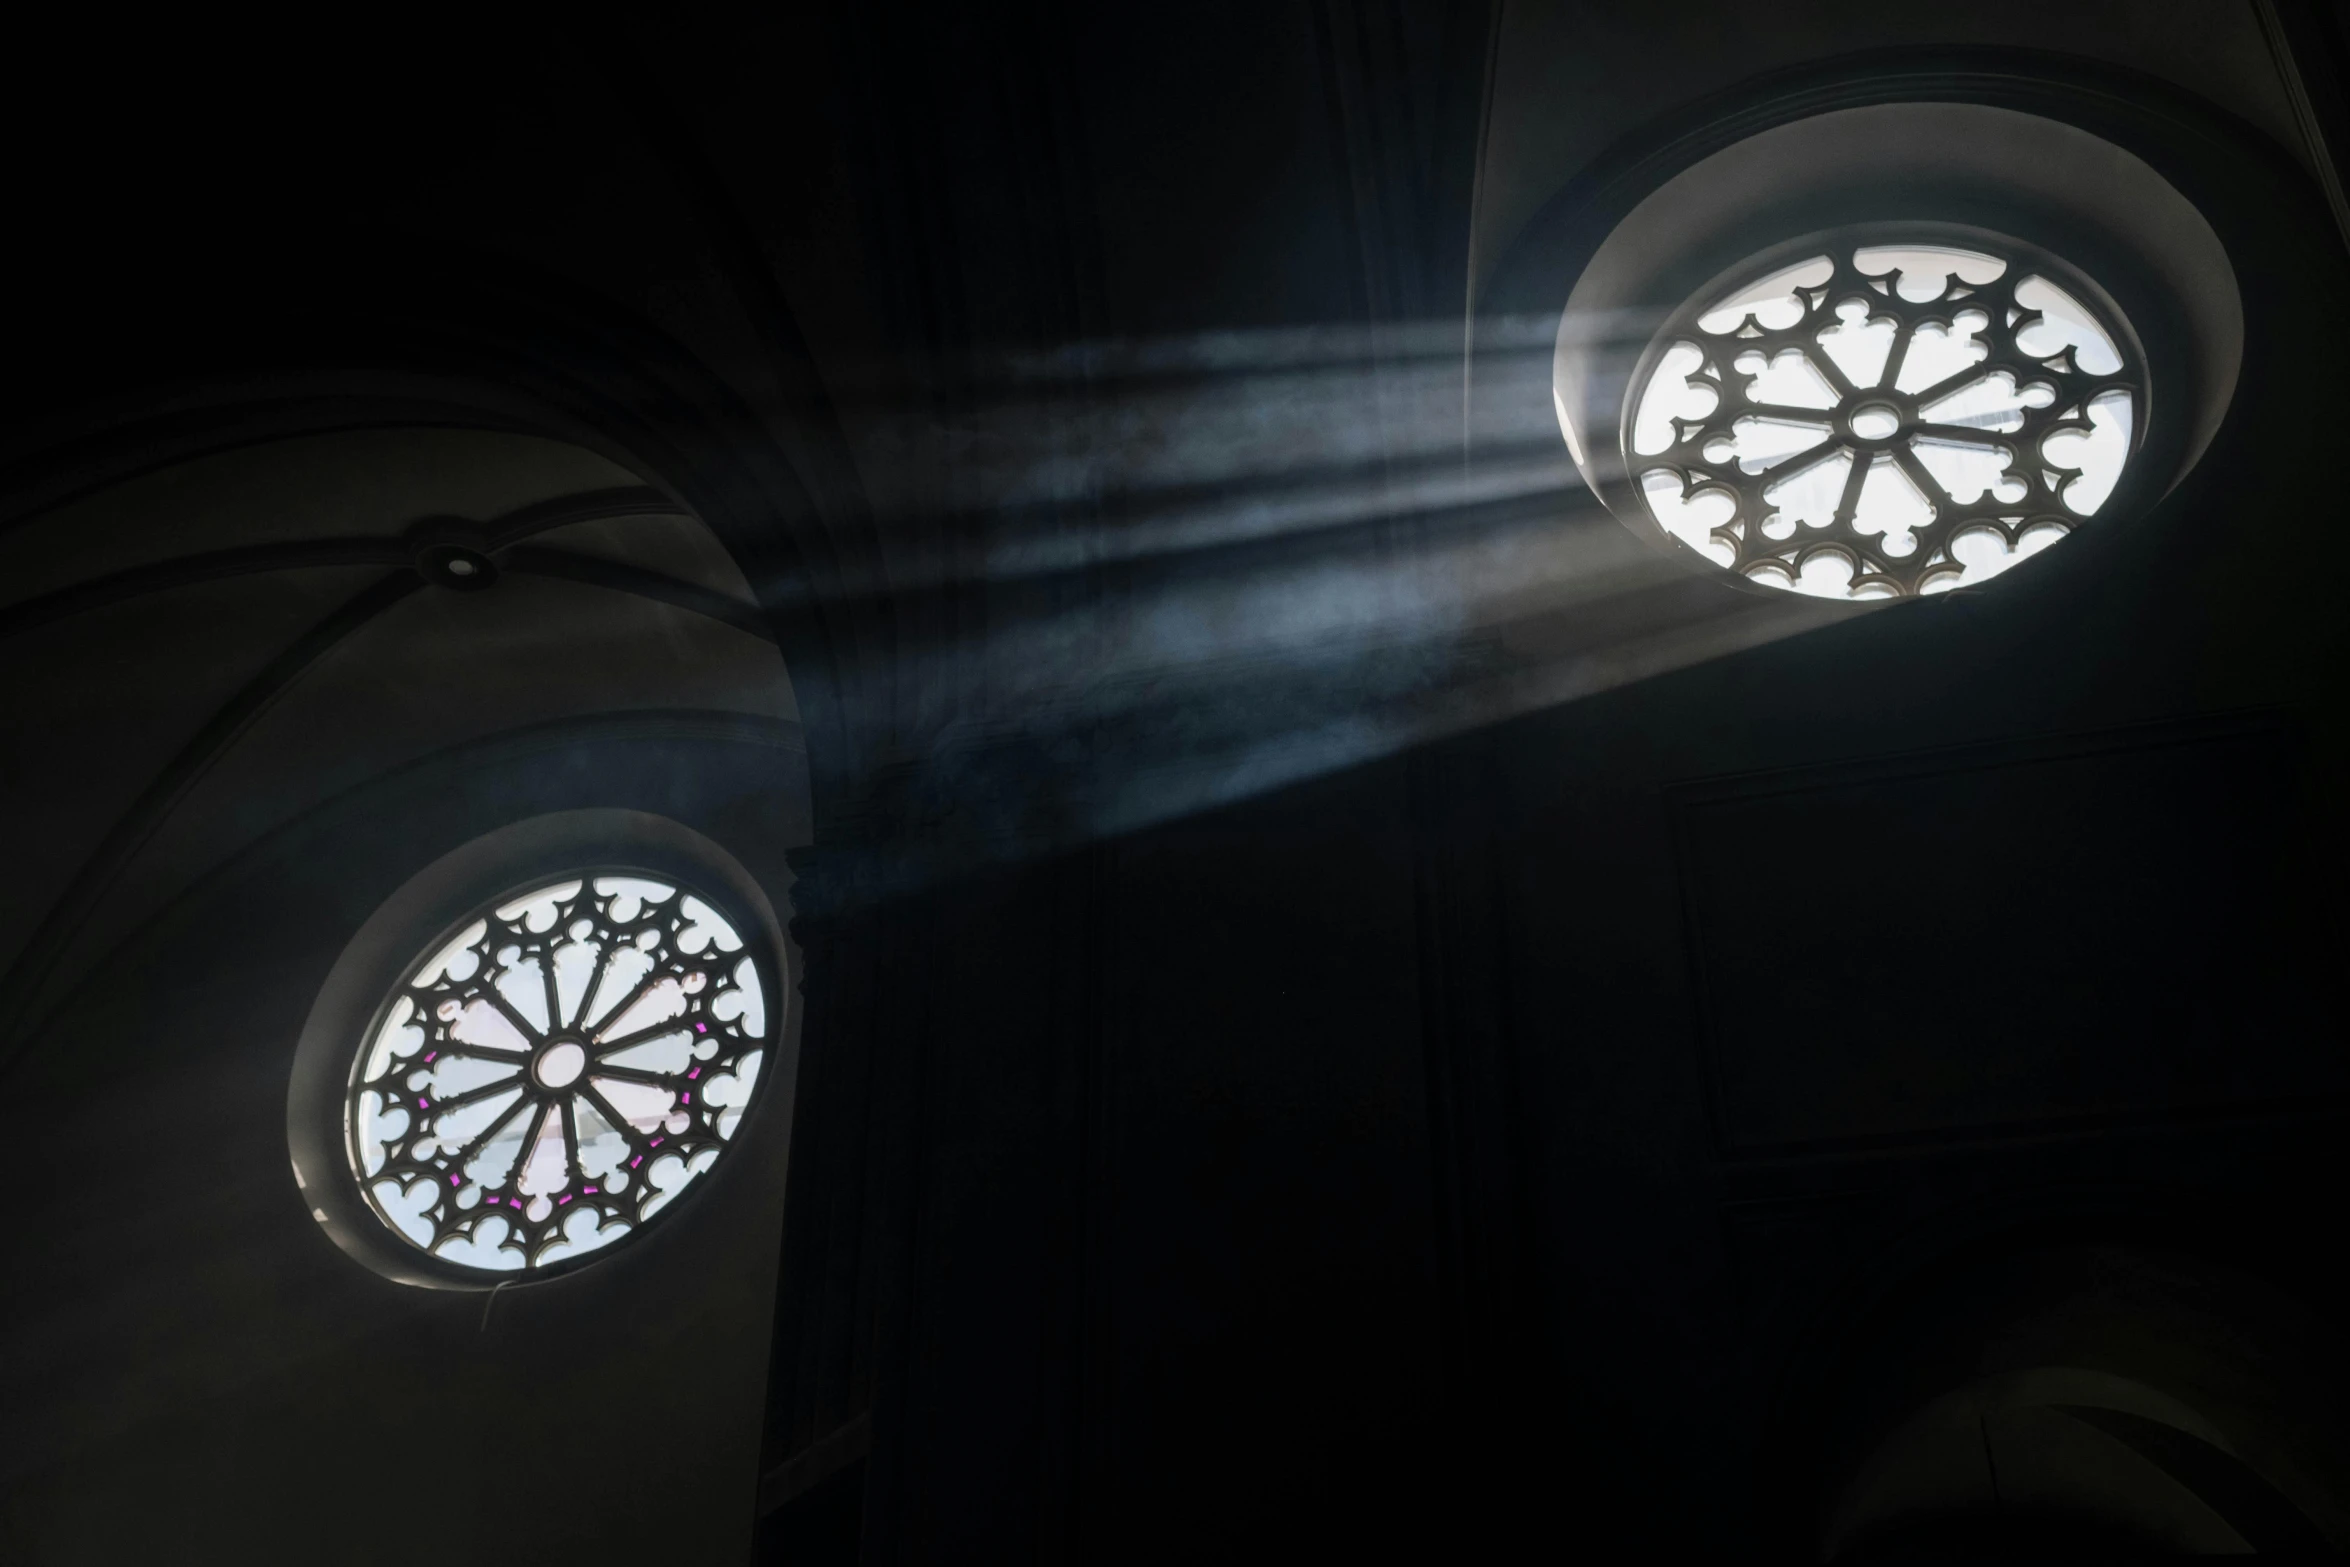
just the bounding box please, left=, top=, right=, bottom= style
left=4, top=6, right=2349, bottom=1564
left=0, top=480, right=779, bottom=1075
left=0, top=488, right=736, bottom=643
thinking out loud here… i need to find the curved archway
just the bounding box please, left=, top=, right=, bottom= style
left=0, top=422, right=807, bottom=1064
left=1781, top=1232, right=2350, bottom=1559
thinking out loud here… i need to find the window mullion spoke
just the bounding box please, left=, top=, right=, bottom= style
left=426, top=1076, right=527, bottom=1116
left=1877, top=316, right=1918, bottom=392
left=575, top=939, right=621, bottom=1033
left=590, top=1012, right=685, bottom=1055
left=439, top=1041, right=532, bottom=1063
left=446, top=1093, right=538, bottom=1182
left=581, top=1082, right=656, bottom=1152
left=1830, top=445, right=1871, bottom=532
left=589, top=1063, right=678, bottom=1089
left=1806, top=344, right=1856, bottom=401
left=1911, top=422, right=2011, bottom=447
left=1909, top=364, right=1996, bottom=408
left=584, top=971, right=665, bottom=1044
left=344, top=873, right=770, bottom=1272
left=539, top=943, right=564, bottom=1036
left=479, top=986, right=546, bottom=1047
left=1893, top=443, right=1956, bottom=512
left=560, top=1097, right=582, bottom=1198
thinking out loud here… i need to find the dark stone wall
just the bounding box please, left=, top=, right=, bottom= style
left=761, top=26, right=2350, bottom=1561
left=4, top=11, right=2348, bottom=1565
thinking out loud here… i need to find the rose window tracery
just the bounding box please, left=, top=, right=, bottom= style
left=1625, top=230, right=2143, bottom=598
left=346, top=873, right=770, bottom=1273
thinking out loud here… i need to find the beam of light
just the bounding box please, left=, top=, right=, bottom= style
left=789, top=313, right=1880, bottom=893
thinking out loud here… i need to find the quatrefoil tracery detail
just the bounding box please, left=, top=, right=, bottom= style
left=1628, top=234, right=2143, bottom=598
left=345, top=873, right=771, bottom=1273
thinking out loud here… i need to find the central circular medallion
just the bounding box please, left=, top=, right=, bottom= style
left=343, top=872, right=774, bottom=1275
left=1612, top=228, right=2145, bottom=598
left=535, top=1040, right=586, bottom=1088
left=1847, top=401, right=1902, bottom=441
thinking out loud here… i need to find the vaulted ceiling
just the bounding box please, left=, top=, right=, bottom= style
left=0, top=1, right=2325, bottom=1052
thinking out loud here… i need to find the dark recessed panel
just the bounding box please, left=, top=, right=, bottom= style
left=1671, top=714, right=2340, bottom=1153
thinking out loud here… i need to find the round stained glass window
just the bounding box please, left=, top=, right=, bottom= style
left=346, top=872, right=772, bottom=1274
left=1623, top=227, right=2145, bottom=599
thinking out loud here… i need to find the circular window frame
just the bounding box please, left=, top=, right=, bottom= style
left=287, top=808, right=792, bottom=1291
left=1617, top=220, right=2152, bottom=598
left=1532, top=97, right=2242, bottom=606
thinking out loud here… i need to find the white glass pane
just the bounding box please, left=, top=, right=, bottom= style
left=1852, top=245, right=2005, bottom=302
left=574, top=1096, right=631, bottom=1180
left=579, top=944, right=655, bottom=1032
left=1734, top=347, right=1838, bottom=409
left=371, top=1177, right=439, bottom=1248
left=1789, top=549, right=1860, bottom=599
left=494, top=881, right=580, bottom=931
left=596, top=976, right=687, bottom=1044
left=600, top=1030, right=694, bottom=1076
left=461, top=1099, right=534, bottom=1189
left=447, top=996, right=531, bottom=1055
left=2042, top=389, right=2133, bottom=514
left=1638, top=469, right=1736, bottom=565
left=1698, top=256, right=1832, bottom=333
left=362, top=995, right=424, bottom=1084
left=593, top=877, right=676, bottom=923
left=1910, top=438, right=2023, bottom=506
left=493, top=956, right=550, bottom=1035
left=423, top=1053, right=521, bottom=1101
left=2015, top=275, right=2122, bottom=373
left=1760, top=449, right=1851, bottom=539
left=713, top=956, right=767, bottom=1039
left=705, top=1050, right=764, bottom=1111
left=1815, top=299, right=1895, bottom=389
left=516, top=1106, right=571, bottom=1198
left=591, top=1076, right=678, bottom=1136
left=413, top=921, right=486, bottom=986
left=1630, top=341, right=1715, bottom=457
left=2017, top=520, right=2071, bottom=558
left=638, top=1149, right=720, bottom=1222
left=1716, top=415, right=1830, bottom=475
left=677, top=896, right=746, bottom=955
left=434, top=1214, right=527, bottom=1271
left=1949, top=524, right=2023, bottom=585
left=1920, top=371, right=2052, bottom=434
left=354, top=1092, right=409, bottom=1178
left=1893, top=311, right=1991, bottom=395
left=1852, top=454, right=1934, bottom=558
left=421, top=1085, right=522, bottom=1162
left=550, top=937, right=601, bottom=1032
left=535, top=1204, right=628, bottom=1266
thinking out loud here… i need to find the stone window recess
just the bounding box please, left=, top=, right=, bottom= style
left=346, top=873, right=769, bottom=1273
left=1621, top=227, right=2143, bottom=600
